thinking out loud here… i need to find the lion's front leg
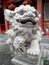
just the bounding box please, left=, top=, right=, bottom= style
left=27, top=39, right=40, bottom=55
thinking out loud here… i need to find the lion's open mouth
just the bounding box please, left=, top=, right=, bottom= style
left=16, top=19, right=37, bottom=25
left=20, top=20, right=36, bottom=25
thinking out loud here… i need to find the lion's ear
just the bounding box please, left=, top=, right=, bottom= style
left=4, top=9, right=14, bottom=23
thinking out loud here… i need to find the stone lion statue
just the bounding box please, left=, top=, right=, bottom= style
left=4, top=5, right=42, bottom=57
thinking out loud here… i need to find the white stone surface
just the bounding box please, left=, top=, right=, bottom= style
left=4, top=5, right=41, bottom=56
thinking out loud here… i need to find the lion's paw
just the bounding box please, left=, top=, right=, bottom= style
left=27, top=47, right=40, bottom=55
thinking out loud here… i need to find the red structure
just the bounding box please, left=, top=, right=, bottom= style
left=0, top=0, right=15, bottom=33
left=0, top=0, right=49, bottom=37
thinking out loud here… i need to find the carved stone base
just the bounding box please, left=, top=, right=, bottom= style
left=11, top=55, right=38, bottom=65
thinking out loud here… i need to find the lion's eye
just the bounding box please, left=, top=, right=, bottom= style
left=18, top=11, right=24, bottom=15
